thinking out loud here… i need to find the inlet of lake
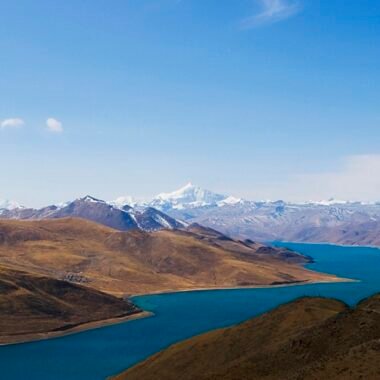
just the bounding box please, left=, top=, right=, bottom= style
left=1, top=242, right=380, bottom=380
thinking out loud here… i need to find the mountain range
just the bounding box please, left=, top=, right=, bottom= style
left=2, top=183, right=380, bottom=245
left=128, top=183, right=380, bottom=246
left=0, top=195, right=185, bottom=232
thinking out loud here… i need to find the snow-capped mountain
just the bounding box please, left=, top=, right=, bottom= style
left=112, top=184, right=246, bottom=212
left=110, top=184, right=380, bottom=245
left=2, top=184, right=380, bottom=245
left=110, top=195, right=142, bottom=209
left=0, top=199, right=22, bottom=211
left=0, top=195, right=185, bottom=232
left=304, top=198, right=351, bottom=206
left=216, top=196, right=245, bottom=206
left=148, top=182, right=228, bottom=212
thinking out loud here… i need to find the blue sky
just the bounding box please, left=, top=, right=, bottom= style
left=1, top=0, right=380, bottom=207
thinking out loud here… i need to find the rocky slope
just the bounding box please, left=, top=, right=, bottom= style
left=0, top=195, right=184, bottom=232
left=189, top=201, right=380, bottom=245
left=0, top=218, right=340, bottom=296
left=289, top=220, right=380, bottom=246
left=0, top=265, right=140, bottom=344
left=113, top=294, right=380, bottom=380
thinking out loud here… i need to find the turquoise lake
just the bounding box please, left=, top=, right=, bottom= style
left=1, top=242, right=380, bottom=379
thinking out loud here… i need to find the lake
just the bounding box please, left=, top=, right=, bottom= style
left=1, top=242, right=380, bottom=379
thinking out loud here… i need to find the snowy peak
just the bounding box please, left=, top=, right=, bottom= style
left=311, top=198, right=350, bottom=206
left=110, top=183, right=247, bottom=212
left=151, top=183, right=226, bottom=211
left=217, top=196, right=244, bottom=206
left=0, top=199, right=22, bottom=210
left=110, top=195, right=142, bottom=209
left=78, top=195, right=106, bottom=204
left=156, top=182, right=196, bottom=201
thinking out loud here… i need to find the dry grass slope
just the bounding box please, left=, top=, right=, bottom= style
left=114, top=295, right=380, bottom=380
left=0, top=265, right=140, bottom=344
left=0, top=218, right=341, bottom=296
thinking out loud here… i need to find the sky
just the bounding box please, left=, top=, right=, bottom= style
left=1, top=0, right=380, bottom=207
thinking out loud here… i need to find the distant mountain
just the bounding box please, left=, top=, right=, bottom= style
left=113, top=183, right=242, bottom=216
left=110, top=195, right=141, bottom=209
left=148, top=182, right=229, bottom=212
left=113, top=184, right=380, bottom=245
left=180, top=198, right=380, bottom=244
left=289, top=220, right=380, bottom=246
left=0, top=199, right=21, bottom=211
left=0, top=195, right=185, bottom=232
left=3, top=185, right=380, bottom=245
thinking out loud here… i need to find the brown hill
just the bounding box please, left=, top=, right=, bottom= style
left=113, top=294, right=380, bottom=380
left=0, top=265, right=140, bottom=344
left=0, top=218, right=341, bottom=296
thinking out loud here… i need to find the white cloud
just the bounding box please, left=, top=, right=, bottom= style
left=0, top=118, right=25, bottom=129
left=281, top=154, right=380, bottom=202
left=46, top=118, right=63, bottom=133
left=241, top=0, right=302, bottom=29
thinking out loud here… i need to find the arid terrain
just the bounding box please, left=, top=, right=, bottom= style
left=0, top=217, right=347, bottom=345
left=0, top=218, right=341, bottom=296
left=0, top=265, right=140, bottom=344
left=114, top=294, right=380, bottom=380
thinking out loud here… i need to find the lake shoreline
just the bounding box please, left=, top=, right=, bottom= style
left=1, top=243, right=377, bottom=380
left=0, top=311, right=153, bottom=347
left=0, top=278, right=354, bottom=346
left=272, top=240, right=380, bottom=250
left=130, top=277, right=353, bottom=298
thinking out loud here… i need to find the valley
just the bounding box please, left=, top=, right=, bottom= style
left=0, top=242, right=378, bottom=380
left=0, top=215, right=345, bottom=346
left=0, top=188, right=378, bottom=377
left=0, top=184, right=376, bottom=355
left=2, top=2, right=378, bottom=378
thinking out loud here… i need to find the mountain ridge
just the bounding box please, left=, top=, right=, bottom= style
left=0, top=218, right=342, bottom=296
left=0, top=195, right=185, bottom=233
left=139, top=185, right=380, bottom=246
left=2, top=184, right=380, bottom=245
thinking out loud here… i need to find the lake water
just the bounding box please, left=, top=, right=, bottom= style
left=1, top=242, right=380, bottom=379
